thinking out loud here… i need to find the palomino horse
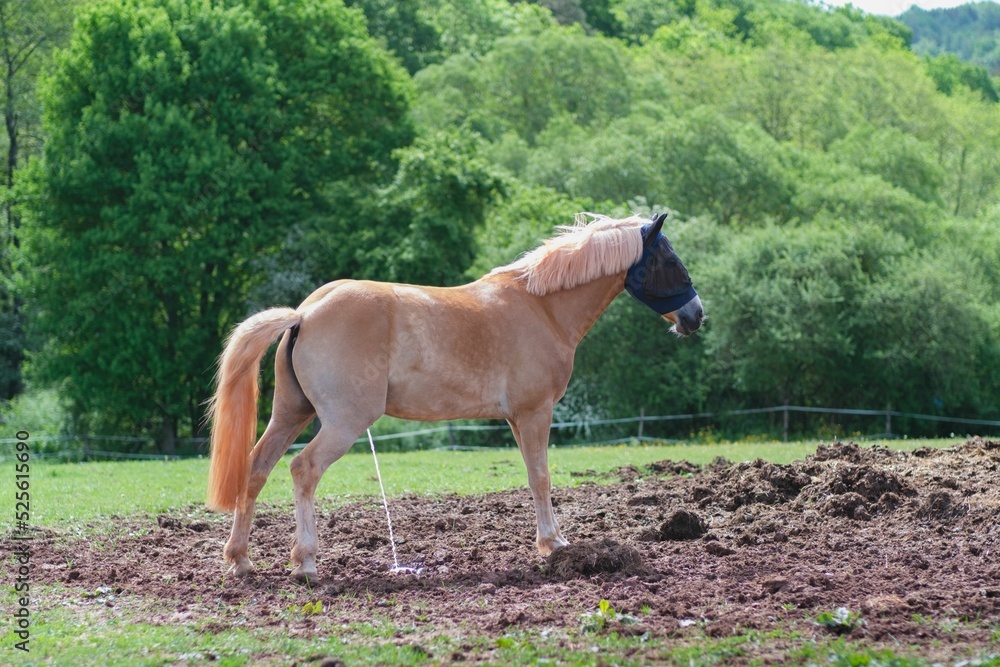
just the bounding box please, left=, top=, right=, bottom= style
left=207, top=213, right=704, bottom=581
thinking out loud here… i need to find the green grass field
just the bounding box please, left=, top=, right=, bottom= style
left=6, top=436, right=993, bottom=667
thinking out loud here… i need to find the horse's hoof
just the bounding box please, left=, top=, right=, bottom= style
left=227, top=559, right=255, bottom=578
left=291, top=566, right=319, bottom=584
left=538, top=536, right=570, bottom=557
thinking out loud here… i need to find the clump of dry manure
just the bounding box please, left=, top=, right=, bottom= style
left=956, top=436, right=1000, bottom=455
left=707, top=459, right=811, bottom=510
left=798, top=464, right=914, bottom=510
left=917, top=490, right=967, bottom=520
left=647, top=460, right=700, bottom=476
left=626, top=494, right=661, bottom=507
left=821, top=492, right=870, bottom=520
left=658, top=509, right=707, bottom=540
left=811, top=442, right=874, bottom=464
left=546, top=538, right=648, bottom=578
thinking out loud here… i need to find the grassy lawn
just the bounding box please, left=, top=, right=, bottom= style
left=4, top=598, right=971, bottom=667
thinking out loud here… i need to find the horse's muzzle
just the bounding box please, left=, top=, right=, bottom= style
left=666, top=296, right=705, bottom=336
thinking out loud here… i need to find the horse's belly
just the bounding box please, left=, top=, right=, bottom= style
left=384, top=374, right=508, bottom=422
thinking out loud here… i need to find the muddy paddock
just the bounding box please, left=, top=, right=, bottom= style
left=16, top=439, right=1000, bottom=663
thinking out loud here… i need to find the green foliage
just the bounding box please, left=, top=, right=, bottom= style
left=704, top=223, right=879, bottom=407
left=299, top=599, right=324, bottom=616
left=579, top=0, right=624, bottom=36
left=828, top=125, right=945, bottom=205
left=0, top=388, right=67, bottom=437
left=901, top=2, right=1000, bottom=75
left=358, top=130, right=506, bottom=286
left=343, top=0, right=440, bottom=74
left=23, top=0, right=411, bottom=449
left=0, top=0, right=80, bottom=400
left=0, top=290, right=23, bottom=399
left=701, top=220, right=1000, bottom=417
left=792, top=165, right=937, bottom=242
left=12, top=0, right=1000, bottom=441
left=924, top=52, right=999, bottom=102
left=304, top=130, right=506, bottom=288
left=521, top=106, right=792, bottom=223
left=466, top=182, right=591, bottom=278
left=414, top=24, right=629, bottom=142
left=611, top=0, right=695, bottom=43
left=655, top=107, right=793, bottom=223
left=858, top=247, right=1000, bottom=416
left=580, top=598, right=640, bottom=633
left=815, top=607, right=864, bottom=634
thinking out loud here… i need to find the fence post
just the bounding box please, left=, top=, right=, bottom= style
left=83, top=434, right=91, bottom=461
left=885, top=409, right=892, bottom=439
left=448, top=422, right=455, bottom=449
left=637, top=407, right=645, bottom=441
left=783, top=405, right=789, bottom=443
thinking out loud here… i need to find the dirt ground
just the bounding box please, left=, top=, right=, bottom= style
left=18, top=438, right=1000, bottom=664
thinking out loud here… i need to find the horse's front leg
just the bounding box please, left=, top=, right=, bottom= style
left=509, top=411, right=568, bottom=556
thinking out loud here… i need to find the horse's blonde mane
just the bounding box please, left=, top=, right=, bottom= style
left=491, top=214, right=646, bottom=296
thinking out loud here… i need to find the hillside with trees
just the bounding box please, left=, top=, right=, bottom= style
left=900, top=1, right=1000, bottom=75
left=4, top=0, right=1000, bottom=452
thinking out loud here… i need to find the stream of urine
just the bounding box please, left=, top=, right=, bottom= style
left=367, top=428, right=423, bottom=575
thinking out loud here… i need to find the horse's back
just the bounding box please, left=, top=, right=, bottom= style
left=289, top=276, right=570, bottom=422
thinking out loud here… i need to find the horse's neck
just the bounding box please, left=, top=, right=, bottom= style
left=538, top=271, right=626, bottom=348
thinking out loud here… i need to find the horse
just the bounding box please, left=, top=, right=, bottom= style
left=207, top=212, right=704, bottom=581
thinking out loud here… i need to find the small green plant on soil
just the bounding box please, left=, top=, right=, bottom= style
left=301, top=600, right=324, bottom=616
left=815, top=607, right=864, bottom=634
left=580, top=599, right=639, bottom=633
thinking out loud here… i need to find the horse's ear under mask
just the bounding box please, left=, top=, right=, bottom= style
left=643, top=213, right=668, bottom=250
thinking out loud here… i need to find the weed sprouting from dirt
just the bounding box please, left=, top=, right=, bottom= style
left=815, top=607, right=864, bottom=635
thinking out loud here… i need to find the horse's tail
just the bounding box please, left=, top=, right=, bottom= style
left=207, top=307, right=302, bottom=512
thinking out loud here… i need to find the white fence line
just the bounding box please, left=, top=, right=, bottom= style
left=2, top=404, right=998, bottom=461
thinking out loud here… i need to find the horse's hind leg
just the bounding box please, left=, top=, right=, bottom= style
left=224, top=335, right=315, bottom=577
left=287, top=420, right=371, bottom=582
left=223, top=412, right=313, bottom=576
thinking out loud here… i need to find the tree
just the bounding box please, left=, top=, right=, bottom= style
left=701, top=222, right=901, bottom=408
left=0, top=0, right=75, bottom=225
left=24, top=0, right=412, bottom=451
left=792, top=164, right=937, bottom=243
left=319, top=130, right=506, bottom=287
left=900, top=2, right=1000, bottom=75
left=466, top=181, right=592, bottom=278
left=519, top=104, right=793, bottom=224
left=343, top=0, right=440, bottom=74
left=414, top=24, right=629, bottom=143
left=924, top=52, right=998, bottom=102
left=857, top=246, right=999, bottom=419
left=610, top=0, right=695, bottom=43
left=829, top=125, right=945, bottom=206
left=0, top=0, right=77, bottom=399
left=658, top=107, right=793, bottom=224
